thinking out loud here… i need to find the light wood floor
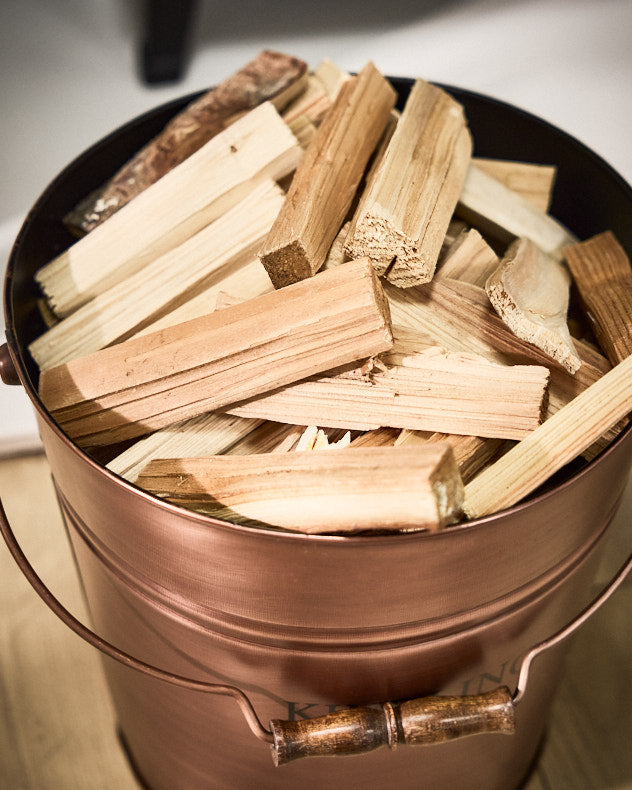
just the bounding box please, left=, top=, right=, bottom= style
left=1, top=453, right=630, bottom=789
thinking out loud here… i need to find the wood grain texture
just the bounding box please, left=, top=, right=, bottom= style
left=259, top=62, right=396, bottom=287
left=346, top=79, right=472, bottom=286
left=39, top=258, right=393, bottom=448
left=136, top=443, right=464, bottom=533
left=64, top=50, right=308, bottom=234
left=36, top=101, right=301, bottom=317
left=564, top=230, right=632, bottom=366
left=0, top=454, right=631, bottom=788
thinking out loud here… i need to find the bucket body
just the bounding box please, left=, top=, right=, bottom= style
left=5, top=79, right=632, bottom=790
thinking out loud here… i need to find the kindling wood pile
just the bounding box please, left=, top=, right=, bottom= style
left=30, top=50, right=632, bottom=534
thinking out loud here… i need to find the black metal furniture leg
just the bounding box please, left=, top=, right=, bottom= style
left=141, top=0, right=198, bottom=84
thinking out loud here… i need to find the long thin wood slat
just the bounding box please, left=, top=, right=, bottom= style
left=463, top=353, right=632, bottom=519
left=456, top=163, right=577, bottom=260
left=225, top=421, right=304, bottom=455
left=65, top=50, right=308, bottom=234
left=106, top=413, right=263, bottom=483
left=135, top=444, right=464, bottom=533
left=472, top=158, right=556, bottom=211
left=39, top=258, right=393, bottom=448
left=563, top=230, right=632, bottom=366
left=259, top=62, right=396, bottom=288
left=29, top=179, right=285, bottom=370
left=36, top=102, right=302, bottom=317
left=486, top=237, right=581, bottom=373
left=345, top=79, right=472, bottom=286
left=228, top=342, right=549, bottom=440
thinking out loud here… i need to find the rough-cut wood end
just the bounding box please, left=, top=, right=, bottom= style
left=259, top=238, right=315, bottom=289
left=486, top=237, right=581, bottom=373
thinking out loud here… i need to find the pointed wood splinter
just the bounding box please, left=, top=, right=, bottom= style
left=486, top=237, right=581, bottom=373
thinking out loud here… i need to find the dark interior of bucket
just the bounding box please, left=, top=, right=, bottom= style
left=5, top=77, right=632, bottom=491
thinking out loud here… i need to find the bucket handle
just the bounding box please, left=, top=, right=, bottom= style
left=1, top=491, right=631, bottom=765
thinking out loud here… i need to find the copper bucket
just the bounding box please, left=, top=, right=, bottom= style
left=2, top=79, right=632, bottom=790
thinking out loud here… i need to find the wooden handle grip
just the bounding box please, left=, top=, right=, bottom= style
left=269, top=687, right=515, bottom=765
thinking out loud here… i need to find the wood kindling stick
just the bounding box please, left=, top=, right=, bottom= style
left=435, top=228, right=499, bottom=288
left=134, top=444, right=465, bottom=533
left=106, top=413, right=264, bottom=483
left=472, top=158, right=556, bottom=212
left=345, top=79, right=472, bottom=286
left=36, top=101, right=302, bottom=317
left=228, top=340, right=550, bottom=440
left=395, top=429, right=509, bottom=484
left=486, top=237, right=581, bottom=373
left=38, top=258, right=393, bottom=448
left=29, top=179, right=285, bottom=370
left=386, top=277, right=609, bottom=420
left=456, top=163, right=577, bottom=260
left=133, top=256, right=274, bottom=339
left=64, top=50, right=308, bottom=234
left=563, top=230, right=632, bottom=366
left=259, top=62, right=397, bottom=288
left=463, top=353, right=632, bottom=519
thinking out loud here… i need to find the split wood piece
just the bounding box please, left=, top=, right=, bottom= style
left=38, top=258, right=393, bottom=448
left=29, top=180, right=285, bottom=370
left=486, top=237, right=581, bottom=373
left=282, top=60, right=350, bottom=125
left=134, top=256, right=274, bottom=338
left=463, top=353, right=632, bottom=519
left=435, top=228, right=499, bottom=288
left=295, top=425, right=330, bottom=451
left=396, top=429, right=509, bottom=484
left=135, top=444, right=464, bottom=533
left=348, top=427, right=402, bottom=447
left=472, top=158, right=556, bottom=211
left=259, top=62, right=397, bottom=288
left=386, top=277, right=618, bottom=458
left=287, top=115, right=318, bottom=148
left=456, top=163, right=577, bottom=260
left=563, top=231, right=632, bottom=366
left=386, top=277, right=608, bottom=417
left=106, top=413, right=263, bottom=483
left=228, top=344, right=549, bottom=440
left=36, top=102, right=302, bottom=318
left=225, top=421, right=305, bottom=455
left=64, top=50, right=308, bottom=234
left=345, top=79, right=472, bottom=286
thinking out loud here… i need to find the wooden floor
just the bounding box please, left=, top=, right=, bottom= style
left=0, top=453, right=630, bottom=789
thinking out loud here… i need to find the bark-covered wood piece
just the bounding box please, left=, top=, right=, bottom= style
left=36, top=102, right=301, bottom=318
left=65, top=50, right=308, bottom=234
